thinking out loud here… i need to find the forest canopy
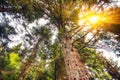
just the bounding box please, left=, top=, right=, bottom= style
left=0, top=0, right=120, bottom=80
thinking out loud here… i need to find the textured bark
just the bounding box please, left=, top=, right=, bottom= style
left=61, top=36, right=89, bottom=80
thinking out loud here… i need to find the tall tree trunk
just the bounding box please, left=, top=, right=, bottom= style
left=61, top=36, right=89, bottom=80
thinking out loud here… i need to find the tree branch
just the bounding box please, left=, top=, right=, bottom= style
left=79, top=30, right=100, bottom=50
left=0, top=8, right=16, bottom=12
left=73, top=28, right=93, bottom=44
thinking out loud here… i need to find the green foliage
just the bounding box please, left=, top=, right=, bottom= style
left=7, top=44, right=22, bottom=53
left=0, top=0, right=44, bottom=22
left=78, top=47, right=112, bottom=79
left=33, top=27, right=52, bottom=39
left=9, top=53, right=21, bottom=69
left=0, top=52, right=21, bottom=80
left=48, top=42, right=67, bottom=80
left=22, top=42, right=62, bottom=80
left=0, top=0, right=120, bottom=80
left=40, top=27, right=52, bottom=39
left=0, top=44, right=22, bottom=80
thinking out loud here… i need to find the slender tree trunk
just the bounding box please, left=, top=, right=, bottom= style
left=60, top=36, right=89, bottom=80
left=55, top=57, right=67, bottom=80
left=54, top=60, right=57, bottom=80
left=18, top=37, right=42, bottom=80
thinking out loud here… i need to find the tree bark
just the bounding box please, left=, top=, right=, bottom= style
left=61, top=36, right=89, bottom=80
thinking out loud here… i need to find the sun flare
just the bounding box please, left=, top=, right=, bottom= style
left=78, top=10, right=120, bottom=26
left=89, top=16, right=99, bottom=24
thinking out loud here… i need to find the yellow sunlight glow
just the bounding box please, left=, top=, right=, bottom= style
left=88, top=15, right=120, bottom=25
left=78, top=13, right=102, bottom=26
left=89, top=16, right=99, bottom=24
left=78, top=11, right=120, bottom=26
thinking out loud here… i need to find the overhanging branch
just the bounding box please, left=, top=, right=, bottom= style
left=73, top=28, right=93, bottom=44
left=0, top=8, right=17, bottom=12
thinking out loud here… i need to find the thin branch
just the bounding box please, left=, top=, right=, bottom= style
left=0, top=8, right=11, bottom=12
left=73, top=28, right=93, bottom=44
left=79, top=30, right=100, bottom=50
left=68, top=26, right=80, bottom=33
left=0, top=70, right=16, bottom=74
left=99, top=54, right=120, bottom=78
left=71, top=26, right=84, bottom=37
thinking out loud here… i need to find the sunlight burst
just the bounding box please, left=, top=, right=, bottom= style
left=89, top=16, right=99, bottom=24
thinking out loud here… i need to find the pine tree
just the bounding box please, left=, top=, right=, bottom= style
left=0, top=0, right=120, bottom=80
